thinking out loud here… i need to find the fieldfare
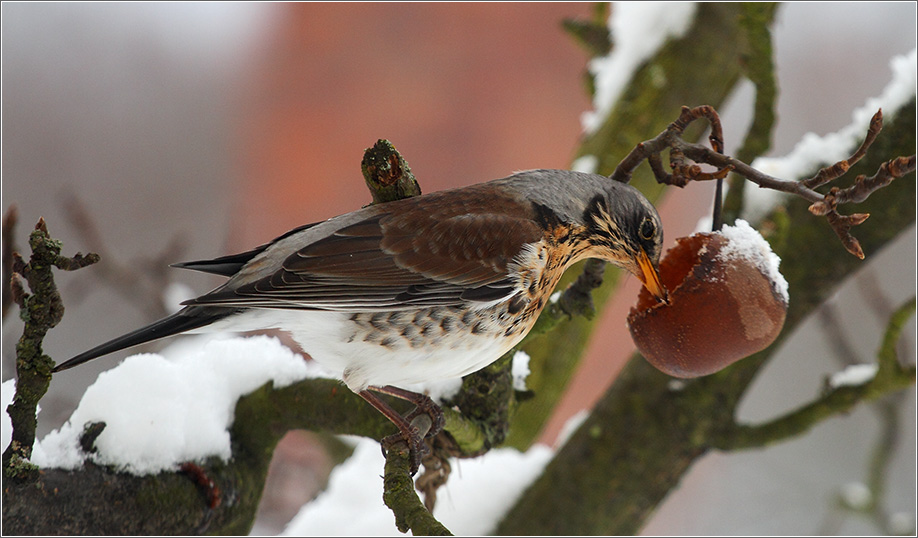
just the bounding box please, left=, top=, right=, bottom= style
left=54, top=168, right=668, bottom=472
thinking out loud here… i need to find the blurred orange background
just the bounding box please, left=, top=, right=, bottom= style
left=231, top=3, right=593, bottom=247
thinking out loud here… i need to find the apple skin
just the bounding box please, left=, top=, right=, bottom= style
left=628, top=232, right=788, bottom=378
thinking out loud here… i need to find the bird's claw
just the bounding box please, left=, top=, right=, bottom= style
left=381, top=429, right=430, bottom=476
left=381, top=402, right=442, bottom=475
left=404, top=400, right=445, bottom=439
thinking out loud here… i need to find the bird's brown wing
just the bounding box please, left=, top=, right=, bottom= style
left=183, top=188, right=543, bottom=311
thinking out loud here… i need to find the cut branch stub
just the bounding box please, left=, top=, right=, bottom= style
left=361, top=139, right=422, bottom=204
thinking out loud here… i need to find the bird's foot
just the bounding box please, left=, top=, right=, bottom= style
left=402, top=393, right=445, bottom=440
left=381, top=412, right=433, bottom=475
left=359, top=385, right=447, bottom=475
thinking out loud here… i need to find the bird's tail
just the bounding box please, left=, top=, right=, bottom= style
left=52, top=306, right=236, bottom=373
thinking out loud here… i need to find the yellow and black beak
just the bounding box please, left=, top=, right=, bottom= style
left=636, top=248, right=669, bottom=304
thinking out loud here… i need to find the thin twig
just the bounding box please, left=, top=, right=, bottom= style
left=801, top=109, right=884, bottom=190
left=2, top=205, right=19, bottom=320
left=811, top=155, right=917, bottom=211
left=610, top=105, right=916, bottom=258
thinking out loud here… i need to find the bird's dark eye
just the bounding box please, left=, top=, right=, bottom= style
left=639, top=217, right=656, bottom=240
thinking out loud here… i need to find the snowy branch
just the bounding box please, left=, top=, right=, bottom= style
left=2, top=375, right=401, bottom=535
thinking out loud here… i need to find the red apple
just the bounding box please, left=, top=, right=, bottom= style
left=628, top=221, right=789, bottom=378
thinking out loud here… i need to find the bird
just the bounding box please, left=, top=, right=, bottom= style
left=53, top=168, right=668, bottom=473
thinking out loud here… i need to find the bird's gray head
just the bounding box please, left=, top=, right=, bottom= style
left=579, top=178, right=667, bottom=301
left=507, top=169, right=667, bottom=301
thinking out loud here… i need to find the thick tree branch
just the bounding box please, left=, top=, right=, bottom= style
left=722, top=2, right=779, bottom=224
left=2, top=377, right=399, bottom=535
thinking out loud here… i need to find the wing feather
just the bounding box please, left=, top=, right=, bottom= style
left=183, top=187, right=542, bottom=311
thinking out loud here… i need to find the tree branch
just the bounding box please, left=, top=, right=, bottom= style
left=800, top=110, right=883, bottom=190
left=2, top=205, right=19, bottom=321
left=383, top=417, right=452, bottom=536
left=722, top=2, right=779, bottom=225
left=612, top=106, right=915, bottom=259
left=710, top=298, right=915, bottom=450
left=498, top=84, right=915, bottom=538
left=3, top=219, right=99, bottom=478
left=2, top=377, right=401, bottom=535
left=361, top=139, right=422, bottom=205
left=506, top=2, right=773, bottom=450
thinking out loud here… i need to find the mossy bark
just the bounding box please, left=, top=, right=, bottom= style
left=1, top=378, right=398, bottom=535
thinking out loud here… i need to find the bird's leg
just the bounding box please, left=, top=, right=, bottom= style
left=369, top=385, right=445, bottom=438
left=358, top=386, right=445, bottom=475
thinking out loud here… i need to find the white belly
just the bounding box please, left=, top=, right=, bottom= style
left=200, top=307, right=521, bottom=392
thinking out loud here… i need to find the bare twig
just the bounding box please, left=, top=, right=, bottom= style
left=2, top=205, right=19, bottom=320
left=810, top=155, right=917, bottom=211
left=610, top=105, right=916, bottom=258
left=823, top=210, right=871, bottom=259
left=801, top=110, right=884, bottom=190
left=3, top=219, right=99, bottom=478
